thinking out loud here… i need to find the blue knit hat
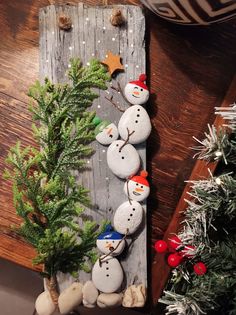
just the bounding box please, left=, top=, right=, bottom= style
left=97, top=224, right=123, bottom=240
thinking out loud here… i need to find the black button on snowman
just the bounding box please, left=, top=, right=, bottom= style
left=92, top=74, right=151, bottom=294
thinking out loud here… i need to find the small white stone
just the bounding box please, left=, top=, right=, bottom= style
left=215, top=177, right=221, bottom=185
left=106, top=140, right=140, bottom=179
left=92, top=255, right=123, bottom=293
left=58, top=282, right=83, bottom=315
left=122, top=284, right=146, bottom=308
left=96, top=123, right=119, bottom=146
left=113, top=200, right=143, bottom=235
left=97, top=293, right=123, bottom=308
left=215, top=151, right=223, bottom=157
left=118, top=105, right=151, bottom=144
left=82, top=281, right=99, bottom=307
left=35, top=291, right=56, bottom=315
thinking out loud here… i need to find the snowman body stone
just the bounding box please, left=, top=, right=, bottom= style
left=93, top=117, right=119, bottom=146
left=92, top=255, right=124, bottom=293
left=118, top=74, right=151, bottom=145
left=124, top=171, right=150, bottom=202
left=96, top=225, right=125, bottom=256
left=107, top=140, right=140, bottom=179
left=113, top=200, right=143, bottom=235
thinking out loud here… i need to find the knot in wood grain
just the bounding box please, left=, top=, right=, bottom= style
left=58, top=14, right=72, bottom=31
left=110, top=9, right=125, bottom=27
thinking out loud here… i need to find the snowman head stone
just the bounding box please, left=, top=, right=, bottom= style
left=124, top=74, right=149, bottom=105
left=124, top=170, right=150, bottom=202
left=93, top=116, right=119, bottom=146
left=96, top=224, right=125, bottom=256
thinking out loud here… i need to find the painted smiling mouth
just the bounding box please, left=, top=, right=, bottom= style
left=133, top=191, right=141, bottom=196
left=132, top=94, right=140, bottom=98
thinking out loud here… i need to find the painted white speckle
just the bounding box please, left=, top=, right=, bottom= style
left=106, top=91, right=110, bottom=94
left=87, top=62, right=90, bottom=66
left=129, top=30, right=133, bottom=33
left=87, top=160, right=90, bottom=164
left=125, top=64, right=128, bottom=68
left=51, top=31, right=55, bottom=35
left=69, top=46, right=73, bottom=50
left=103, top=26, right=106, bottom=30
left=92, top=53, right=95, bottom=57
left=105, top=177, right=109, bottom=181
left=106, top=54, right=108, bottom=58
left=82, top=41, right=86, bottom=45
left=136, top=65, right=139, bottom=69
left=112, top=37, right=115, bottom=41
left=71, top=24, right=74, bottom=28
left=131, top=44, right=134, bottom=48
left=68, top=64, right=71, bottom=68
left=97, top=105, right=101, bottom=109
left=102, top=150, right=106, bottom=153
left=86, top=17, right=89, bottom=21
left=215, top=177, right=221, bottom=185
left=46, top=59, right=49, bottom=63
left=98, top=40, right=101, bottom=44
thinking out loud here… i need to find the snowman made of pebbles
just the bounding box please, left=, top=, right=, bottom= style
left=92, top=225, right=125, bottom=293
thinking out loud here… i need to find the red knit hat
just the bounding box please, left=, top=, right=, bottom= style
left=129, top=170, right=149, bottom=187
left=129, top=74, right=148, bottom=91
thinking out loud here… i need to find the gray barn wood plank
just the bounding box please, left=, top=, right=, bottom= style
left=39, top=3, right=147, bottom=295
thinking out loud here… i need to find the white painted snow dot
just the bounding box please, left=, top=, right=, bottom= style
left=131, top=44, right=134, bottom=48
left=92, top=53, right=95, bottom=56
left=215, top=178, right=221, bottom=185
left=82, top=41, right=86, bottom=45
left=125, top=64, right=128, bottom=68
left=86, top=17, right=89, bottom=21
left=136, top=65, right=139, bottom=68
left=97, top=105, right=101, bottom=108
left=106, top=177, right=109, bottom=181
left=69, top=46, right=73, bottom=50
left=129, top=30, right=133, bottom=33
left=112, top=37, right=115, bottom=41
left=68, top=64, right=71, bottom=68
left=103, top=26, right=106, bottom=30
left=87, top=62, right=90, bottom=66
left=51, top=31, right=55, bottom=35
left=102, top=150, right=106, bottom=153
left=98, top=40, right=101, bottom=44
left=46, top=59, right=49, bottom=63
left=87, top=160, right=90, bottom=164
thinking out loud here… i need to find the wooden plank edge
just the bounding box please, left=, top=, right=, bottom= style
left=151, top=74, right=236, bottom=304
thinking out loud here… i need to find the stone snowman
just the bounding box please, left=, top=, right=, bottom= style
left=92, top=225, right=125, bottom=293
left=118, top=74, right=152, bottom=145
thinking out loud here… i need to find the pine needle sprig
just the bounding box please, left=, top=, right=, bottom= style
left=4, top=58, right=110, bottom=279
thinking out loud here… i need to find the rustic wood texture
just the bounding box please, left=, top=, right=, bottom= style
left=0, top=0, right=236, bottom=311
left=39, top=3, right=147, bottom=290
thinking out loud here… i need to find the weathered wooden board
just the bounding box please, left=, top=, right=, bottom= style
left=39, top=3, right=147, bottom=292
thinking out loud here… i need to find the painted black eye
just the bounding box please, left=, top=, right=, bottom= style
left=122, top=156, right=124, bottom=159
left=141, top=186, right=143, bottom=188
left=136, top=183, right=139, bottom=186
left=140, top=88, right=143, bottom=91
left=112, top=240, right=115, bottom=243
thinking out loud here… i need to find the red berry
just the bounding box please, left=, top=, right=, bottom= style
left=154, top=240, right=168, bottom=253
left=168, top=236, right=182, bottom=250
left=180, top=245, right=195, bottom=258
left=194, top=262, right=207, bottom=275
left=167, top=253, right=182, bottom=268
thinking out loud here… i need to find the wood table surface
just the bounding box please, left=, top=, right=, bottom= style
left=0, top=0, right=236, bottom=311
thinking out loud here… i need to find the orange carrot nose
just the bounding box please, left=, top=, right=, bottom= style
left=133, top=91, right=140, bottom=96
left=106, top=128, right=112, bottom=135
left=135, top=188, right=144, bottom=192
left=105, top=242, right=112, bottom=248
